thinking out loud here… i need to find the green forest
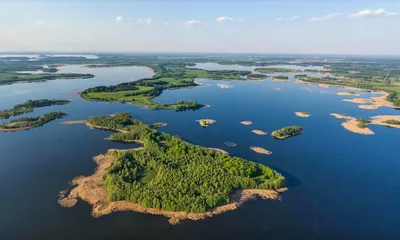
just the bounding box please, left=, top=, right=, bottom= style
left=81, top=65, right=250, bottom=111
left=86, top=113, right=286, bottom=213
left=272, top=126, right=303, bottom=139
left=383, top=119, right=400, bottom=125
left=0, top=99, right=71, bottom=119
left=0, top=112, right=67, bottom=131
left=254, top=68, right=295, bottom=73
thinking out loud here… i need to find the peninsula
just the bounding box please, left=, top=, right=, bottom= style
left=81, top=65, right=251, bottom=111
left=271, top=126, right=303, bottom=139
left=0, top=112, right=67, bottom=132
left=59, top=113, right=286, bottom=224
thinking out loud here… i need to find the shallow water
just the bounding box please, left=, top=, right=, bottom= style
left=1, top=64, right=400, bottom=240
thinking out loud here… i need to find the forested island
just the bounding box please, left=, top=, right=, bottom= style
left=81, top=65, right=251, bottom=111
left=254, top=68, right=295, bottom=73
left=0, top=99, right=71, bottom=119
left=59, top=113, right=286, bottom=224
left=0, top=73, right=94, bottom=85
left=0, top=112, right=67, bottom=132
left=271, top=126, right=303, bottom=139
left=272, top=76, right=289, bottom=81
left=247, top=73, right=266, bottom=80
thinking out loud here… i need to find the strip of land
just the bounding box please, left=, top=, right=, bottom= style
left=0, top=112, right=67, bottom=132
left=250, top=146, right=272, bottom=155
left=295, top=112, right=311, bottom=118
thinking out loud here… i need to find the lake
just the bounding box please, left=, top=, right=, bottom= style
left=1, top=64, right=400, bottom=240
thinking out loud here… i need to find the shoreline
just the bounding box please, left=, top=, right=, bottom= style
left=59, top=150, right=285, bottom=225
left=330, top=113, right=374, bottom=135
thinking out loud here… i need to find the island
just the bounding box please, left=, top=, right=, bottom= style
left=0, top=99, right=71, bottom=119
left=272, top=76, right=290, bottom=82
left=0, top=112, right=67, bottom=132
left=247, top=73, right=266, bottom=80
left=295, top=112, right=311, bottom=118
left=196, top=119, right=216, bottom=127
left=337, top=91, right=360, bottom=97
left=251, top=130, right=267, bottom=135
left=224, top=141, right=238, bottom=147
left=240, top=121, right=252, bottom=125
left=254, top=68, right=295, bottom=73
left=331, top=113, right=400, bottom=134
left=271, top=126, right=303, bottom=139
left=250, top=146, right=272, bottom=155
left=0, top=73, right=94, bottom=85
left=58, top=113, right=286, bottom=224
left=80, top=65, right=251, bottom=111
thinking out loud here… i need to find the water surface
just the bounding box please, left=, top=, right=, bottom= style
left=1, top=64, right=399, bottom=240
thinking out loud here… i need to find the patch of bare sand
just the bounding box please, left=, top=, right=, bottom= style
left=59, top=150, right=285, bottom=225
left=251, top=130, right=267, bottom=135
left=205, top=148, right=229, bottom=155
left=250, top=146, right=272, bottom=155
left=330, top=113, right=374, bottom=135
left=358, top=105, right=379, bottom=110
left=337, top=92, right=360, bottom=97
left=370, top=115, right=400, bottom=129
left=240, top=121, right=252, bottom=126
left=319, top=84, right=329, bottom=88
left=295, top=112, right=311, bottom=118
left=342, top=91, right=394, bottom=110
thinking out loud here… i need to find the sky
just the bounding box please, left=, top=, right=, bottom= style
left=0, top=0, right=399, bottom=55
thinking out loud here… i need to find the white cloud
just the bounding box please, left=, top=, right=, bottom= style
left=35, top=20, right=59, bottom=27
left=115, top=16, right=125, bottom=23
left=349, top=9, right=398, bottom=18
left=216, top=16, right=234, bottom=22
left=184, top=20, right=205, bottom=27
left=277, top=16, right=299, bottom=21
left=137, top=18, right=152, bottom=25
left=309, top=13, right=343, bottom=22
left=35, top=20, right=45, bottom=25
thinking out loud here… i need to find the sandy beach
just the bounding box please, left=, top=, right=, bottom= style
left=251, top=130, right=267, bottom=135
left=240, top=121, right=252, bottom=126
left=250, top=146, right=272, bottom=155
left=295, top=112, right=311, bottom=118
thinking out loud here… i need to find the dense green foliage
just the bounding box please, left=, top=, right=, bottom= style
left=0, top=99, right=71, bottom=119
left=254, top=68, right=295, bottom=73
left=0, top=72, right=94, bottom=85
left=247, top=73, right=265, bottom=79
left=0, top=112, right=66, bottom=130
left=383, top=119, right=400, bottom=125
left=356, top=118, right=371, bottom=129
left=273, top=76, right=289, bottom=80
left=272, top=126, right=303, bottom=139
left=86, top=113, right=286, bottom=213
left=81, top=65, right=250, bottom=111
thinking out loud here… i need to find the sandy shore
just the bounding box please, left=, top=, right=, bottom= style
left=319, top=84, right=329, bottom=88
left=0, top=126, right=31, bottom=132
left=342, top=91, right=394, bottom=110
left=272, top=78, right=289, bottom=82
left=337, top=92, right=360, bottom=96
left=251, top=130, right=267, bottom=135
left=196, top=119, right=216, bottom=127
left=250, top=146, right=272, bottom=155
left=370, top=115, right=400, bottom=129
left=330, top=113, right=374, bottom=135
left=59, top=150, right=285, bottom=225
left=295, top=112, right=311, bottom=118
left=240, top=121, right=252, bottom=126
left=206, top=148, right=229, bottom=155
left=358, top=105, right=379, bottom=110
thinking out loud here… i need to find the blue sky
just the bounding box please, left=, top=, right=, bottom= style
left=0, top=0, right=399, bottom=54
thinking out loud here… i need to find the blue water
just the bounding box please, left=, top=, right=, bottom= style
left=0, top=64, right=400, bottom=240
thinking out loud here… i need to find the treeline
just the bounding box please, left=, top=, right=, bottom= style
left=88, top=113, right=286, bottom=213
left=0, top=99, right=71, bottom=119
left=272, top=126, right=303, bottom=139
left=0, top=112, right=67, bottom=130
left=0, top=73, right=94, bottom=85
